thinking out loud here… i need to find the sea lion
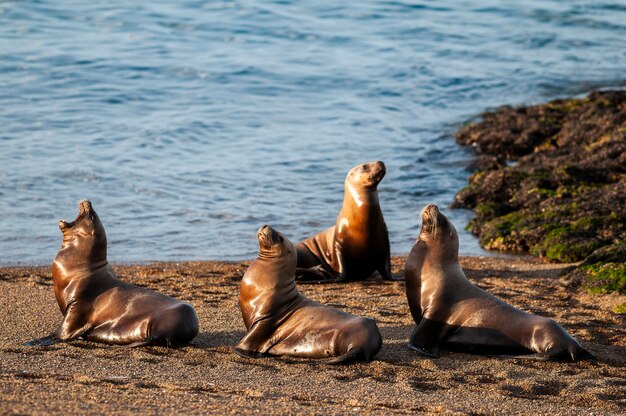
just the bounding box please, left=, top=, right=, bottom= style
left=26, top=200, right=198, bottom=348
left=296, top=161, right=393, bottom=282
left=404, top=204, right=594, bottom=361
left=235, top=225, right=382, bottom=364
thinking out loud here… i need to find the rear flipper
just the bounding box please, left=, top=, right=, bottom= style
left=573, top=348, right=596, bottom=361
left=325, top=347, right=370, bottom=365
left=512, top=353, right=554, bottom=361
left=25, top=334, right=61, bottom=347
left=122, top=335, right=163, bottom=348
left=514, top=347, right=596, bottom=362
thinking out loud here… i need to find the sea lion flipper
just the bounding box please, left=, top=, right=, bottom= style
left=512, top=354, right=554, bottom=361
left=573, top=347, right=596, bottom=362
left=324, top=348, right=366, bottom=365
left=234, top=318, right=277, bottom=357
left=25, top=302, right=90, bottom=346
left=25, top=334, right=61, bottom=347
left=378, top=252, right=398, bottom=281
left=513, top=346, right=597, bottom=362
left=233, top=347, right=271, bottom=359
left=55, top=302, right=92, bottom=342
left=408, top=318, right=448, bottom=358
left=407, top=342, right=440, bottom=358
left=295, top=265, right=339, bottom=282
left=121, top=336, right=162, bottom=348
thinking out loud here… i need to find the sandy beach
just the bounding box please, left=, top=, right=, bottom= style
left=1, top=255, right=624, bottom=415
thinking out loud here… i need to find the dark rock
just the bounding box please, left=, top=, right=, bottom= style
left=454, top=90, right=626, bottom=294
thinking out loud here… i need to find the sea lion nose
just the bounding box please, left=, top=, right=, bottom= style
left=421, top=204, right=439, bottom=218
left=79, top=199, right=92, bottom=213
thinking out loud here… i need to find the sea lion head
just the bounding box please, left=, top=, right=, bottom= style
left=418, top=204, right=459, bottom=253
left=58, top=199, right=107, bottom=261
left=257, top=225, right=296, bottom=260
left=346, top=161, right=386, bottom=190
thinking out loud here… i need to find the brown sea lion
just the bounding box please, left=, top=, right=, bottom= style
left=296, top=161, right=393, bottom=282
left=235, top=225, right=382, bottom=364
left=26, top=200, right=198, bottom=348
left=404, top=204, right=594, bottom=361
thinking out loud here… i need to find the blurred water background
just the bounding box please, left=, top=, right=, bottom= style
left=1, top=0, right=625, bottom=264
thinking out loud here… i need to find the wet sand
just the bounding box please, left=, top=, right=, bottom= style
left=1, top=256, right=624, bottom=415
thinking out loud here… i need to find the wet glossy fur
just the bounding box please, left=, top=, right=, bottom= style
left=26, top=200, right=198, bottom=348
left=296, top=161, right=392, bottom=282
left=404, top=204, right=594, bottom=362
left=236, top=225, right=382, bottom=364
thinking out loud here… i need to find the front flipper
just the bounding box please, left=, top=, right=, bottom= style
left=233, top=347, right=272, bottom=359
left=408, top=318, right=450, bottom=358
left=407, top=342, right=440, bottom=358
left=378, top=257, right=403, bottom=281
left=234, top=318, right=278, bottom=359
left=378, top=253, right=397, bottom=281
left=25, top=300, right=91, bottom=347
left=25, top=334, right=61, bottom=347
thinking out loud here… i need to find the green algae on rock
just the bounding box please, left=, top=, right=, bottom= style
left=614, top=302, right=626, bottom=314
left=454, top=90, right=626, bottom=293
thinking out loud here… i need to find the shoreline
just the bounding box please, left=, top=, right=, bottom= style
left=0, top=253, right=514, bottom=269
left=2, top=255, right=625, bottom=414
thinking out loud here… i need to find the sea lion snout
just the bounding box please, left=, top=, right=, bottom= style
left=58, top=200, right=94, bottom=231
left=419, top=204, right=442, bottom=237
left=420, top=204, right=440, bottom=224
left=422, top=204, right=439, bottom=218
left=368, top=160, right=386, bottom=183
left=257, top=225, right=283, bottom=248
left=78, top=199, right=92, bottom=214
left=257, top=225, right=271, bottom=247
left=350, top=160, right=386, bottom=188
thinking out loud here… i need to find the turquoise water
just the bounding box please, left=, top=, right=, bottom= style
left=1, top=1, right=625, bottom=264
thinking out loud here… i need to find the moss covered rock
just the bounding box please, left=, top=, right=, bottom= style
left=454, top=91, right=626, bottom=294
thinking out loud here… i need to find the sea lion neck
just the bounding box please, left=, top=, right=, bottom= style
left=53, top=246, right=109, bottom=277
left=58, top=233, right=108, bottom=264
left=418, top=233, right=459, bottom=267
left=343, top=181, right=379, bottom=211
left=55, top=226, right=108, bottom=278
left=257, top=246, right=292, bottom=262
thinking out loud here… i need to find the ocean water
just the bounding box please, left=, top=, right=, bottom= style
left=1, top=1, right=624, bottom=265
